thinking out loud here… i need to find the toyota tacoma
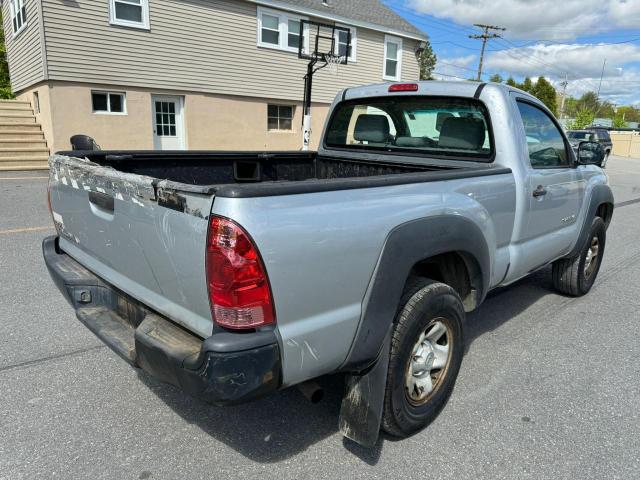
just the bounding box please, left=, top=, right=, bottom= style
left=44, top=81, right=613, bottom=446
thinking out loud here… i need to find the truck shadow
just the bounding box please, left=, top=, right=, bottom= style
left=136, top=370, right=346, bottom=463
left=464, top=266, right=555, bottom=351
left=137, top=266, right=557, bottom=464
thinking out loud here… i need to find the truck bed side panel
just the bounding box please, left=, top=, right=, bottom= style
left=212, top=172, right=516, bottom=386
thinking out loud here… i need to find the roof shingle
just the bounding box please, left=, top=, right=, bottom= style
left=262, top=0, right=426, bottom=39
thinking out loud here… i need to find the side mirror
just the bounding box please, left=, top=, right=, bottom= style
left=578, top=141, right=605, bottom=167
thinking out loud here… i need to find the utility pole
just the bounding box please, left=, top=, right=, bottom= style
left=559, top=73, right=568, bottom=119
left=594, top=58, right=607, bottom=117
left=596, top=58, right=606, bottom=102
left=469, top=24, right=506, bottom=81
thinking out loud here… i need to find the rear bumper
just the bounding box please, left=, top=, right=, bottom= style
left=43, top=236, right=281, bottom=405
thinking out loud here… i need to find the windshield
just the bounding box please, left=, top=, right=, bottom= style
left=325, top=96, right=493, bottom=160
left=567, top=131, right=593, bottom=141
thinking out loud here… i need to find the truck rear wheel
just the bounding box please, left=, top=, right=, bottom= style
left=552, top=217, right=606, bottom=296
left=382, top=279, right=464, bottom=438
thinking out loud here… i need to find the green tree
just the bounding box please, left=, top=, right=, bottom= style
left=0, top=11, right=12, bottom=99
left=576, top=91, right=599, bottom=112
left=612, top=114, right=628, bottom=129
left=598, top=101, right=615, bottom=118
left=569, top=109, right=595, bottom=129
left=505, top=77, right=517, bottom=87
left=520, top=77, right=534, bottom=93
left=489, top=73, right=503, bottom=83
left=418, top=41, right=437, bottom=80
left=531, top=76, right=557, bottom=115
left=563, top=97, right=579, bottom=117
left=618, top=106, right=640, bottom=123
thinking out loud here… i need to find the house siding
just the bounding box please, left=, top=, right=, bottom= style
left=40, top=0, right=420, bottom=103
left=4, top=0, right=46, bottom=93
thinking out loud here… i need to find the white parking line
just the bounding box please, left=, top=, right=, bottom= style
left=0, top=176, right=49, bottom=180
left=0, top=226, right=53, bottom=235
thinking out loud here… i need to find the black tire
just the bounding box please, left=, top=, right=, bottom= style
left=382, top=278, right=465, bottom=438
left=552, top=217, right=606, bottom=296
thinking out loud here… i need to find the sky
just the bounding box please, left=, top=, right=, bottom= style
left=383, top=0, right=640, bottom=106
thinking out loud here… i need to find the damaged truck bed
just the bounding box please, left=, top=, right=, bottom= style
left=44, top=81, right=612, bottom=447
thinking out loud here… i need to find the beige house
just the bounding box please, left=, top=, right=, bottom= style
left=3, top=0, right=425, bottom=166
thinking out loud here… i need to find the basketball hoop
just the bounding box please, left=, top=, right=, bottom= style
left=298, top=20, right=351, bottom=150
left=324, top=54, right=345, bottom=75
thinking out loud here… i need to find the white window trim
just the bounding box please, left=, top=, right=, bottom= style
left=334, top=25, right=357, bottom=63
left=383, top=35, right=403, bottom=81
left=10, top=0, right=28, bottom=37
left=257, top=6, right=308, bottom=54
left=109, top=0, right=150, bottom=30
left=91, top=91, right=127, bottom=116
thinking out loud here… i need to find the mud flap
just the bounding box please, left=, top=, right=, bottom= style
left=338, top=329, right=391, bottom=447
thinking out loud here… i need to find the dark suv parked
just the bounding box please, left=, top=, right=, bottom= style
left=567, top=128, right=613, bottom=167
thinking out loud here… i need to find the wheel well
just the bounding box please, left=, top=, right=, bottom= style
left=596, top=202, right=613, bottom=228
left=407, top=252, right=482, bottom=312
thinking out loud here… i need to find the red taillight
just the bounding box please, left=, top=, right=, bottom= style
left=206, top=216, right=275, bottom=330
left=388, top=83, right=419, bottom=92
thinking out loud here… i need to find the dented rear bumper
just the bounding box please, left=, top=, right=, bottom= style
left=43, top=236, right=281, bottom=405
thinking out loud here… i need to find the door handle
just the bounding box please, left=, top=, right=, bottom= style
left=88, top=191, right=115, bottom=213
left=532, top=185, right=548, bottom=198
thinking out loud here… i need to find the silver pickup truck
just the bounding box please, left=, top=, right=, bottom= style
left=44, top=81, right=613, bottom=446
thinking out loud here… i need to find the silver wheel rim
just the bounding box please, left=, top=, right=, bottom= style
left=405, top=318, right=452, bottom=405
left=584, top=236, right=600, bottom=279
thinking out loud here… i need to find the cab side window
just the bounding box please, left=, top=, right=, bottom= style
left=516, top=101, right=570, bottom=168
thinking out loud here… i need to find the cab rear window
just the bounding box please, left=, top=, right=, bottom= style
left=324, top=96, right=493, bottom=160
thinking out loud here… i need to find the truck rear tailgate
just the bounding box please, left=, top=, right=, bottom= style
left=48, top=155, right=214, bottom=338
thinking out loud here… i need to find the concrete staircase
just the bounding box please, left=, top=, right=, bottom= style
left=0, top=99, right=50, bottom=171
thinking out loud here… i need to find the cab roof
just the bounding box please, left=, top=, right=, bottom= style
left=341, top=81, right=530, bottom=102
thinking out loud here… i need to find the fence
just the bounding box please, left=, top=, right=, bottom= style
left=610, top=132, right=640, bottom=158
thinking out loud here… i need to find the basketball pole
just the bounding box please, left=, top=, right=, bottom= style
left=302, top=59, right=315, bottom=151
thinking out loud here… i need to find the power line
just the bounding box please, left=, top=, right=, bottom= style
left=437, top=60, right=487, bottom=74
left=469, top=24, right=506, bottom=81
left=490, top=37, right=572, bottom=79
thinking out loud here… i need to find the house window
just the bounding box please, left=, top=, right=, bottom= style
left=257, top=7, right=307, bottom=53
left=261, top=13, right=280, bottom=45
left=109, top=0, right=149, bottom=29
left=268, top=105, right=293, bottom=131
left=335, top=27, right=356, bottom=62
left=92, top=91, right=126, bottom=114
left=383, top=35, right=403, bottom=81
left=287, top=18, right=302, bottom=50
left=10, top=0, right=27, bottom=35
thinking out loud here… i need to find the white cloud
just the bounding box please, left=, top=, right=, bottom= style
left=485, top=43, right=640, bottom=78
left=565, top=71, right=640, bottom=104
left=482, top=43, right=640, bottom=103
left=408, top=0, right=640, bottom=40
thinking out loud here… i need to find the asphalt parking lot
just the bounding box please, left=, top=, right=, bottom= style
left=1, top=157, right=639, bottom=480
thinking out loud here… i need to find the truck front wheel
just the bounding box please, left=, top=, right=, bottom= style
left=382, top=279, right=465, bottom=437
left=552, top=216, right=606, bottom=296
